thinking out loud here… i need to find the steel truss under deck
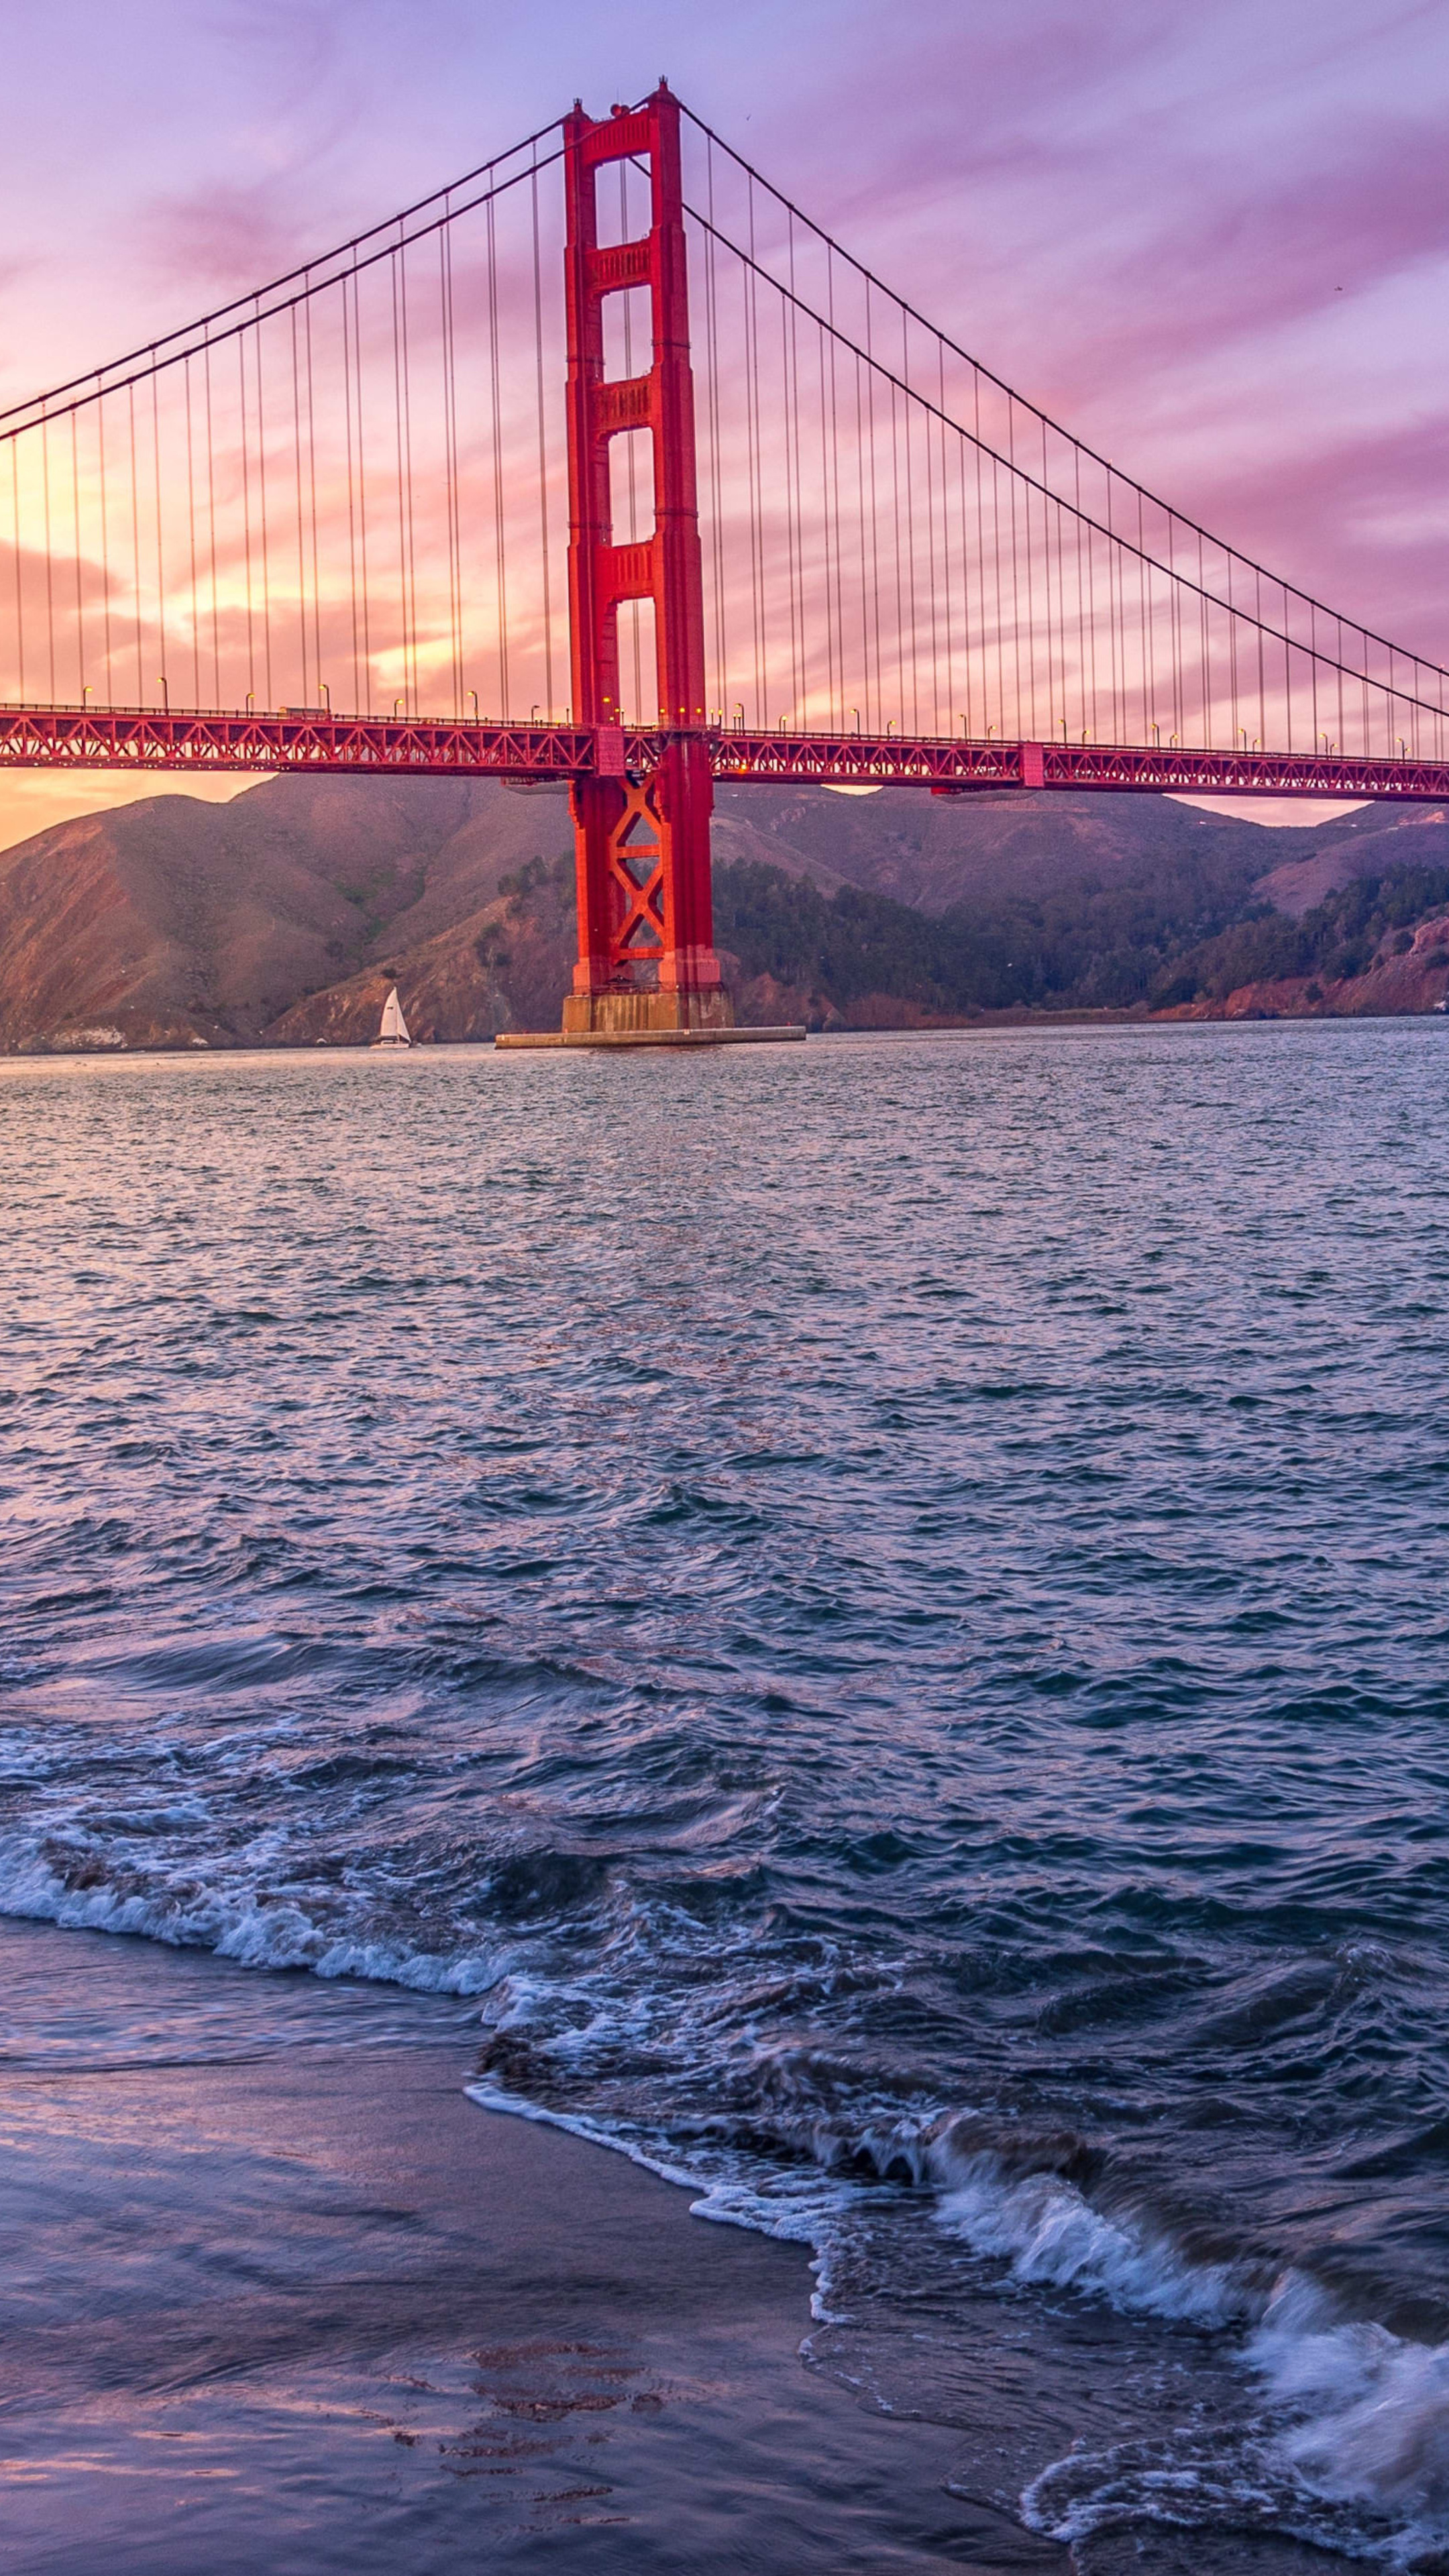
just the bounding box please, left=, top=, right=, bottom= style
left=3, top=706, right=1446, bottom=806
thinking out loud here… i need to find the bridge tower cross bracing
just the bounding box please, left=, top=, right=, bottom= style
left=560, top=81, right=733, bottom=1039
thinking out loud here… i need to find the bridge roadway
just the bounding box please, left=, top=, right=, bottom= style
left=1, top=705, right=1446, bottom=806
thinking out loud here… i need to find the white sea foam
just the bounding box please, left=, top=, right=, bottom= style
left=1253, top=2275, right=1449, bottom=2538
left=921, top=2135, right=1449, bottom=2562
left=930, top=2141, right=1250, bottom=2328
left=0, top=1837, right=506, bottom=1997
left=1023, top=2268, right=1449, bottom=2566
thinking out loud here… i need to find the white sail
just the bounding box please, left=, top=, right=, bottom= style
left=374, top=985, right=411, bottom=1046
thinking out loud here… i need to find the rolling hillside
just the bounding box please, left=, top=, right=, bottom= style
left=0, top=771, right=1446, bottom=1046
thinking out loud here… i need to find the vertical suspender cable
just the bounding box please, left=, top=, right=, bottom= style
left=128, top=383, right=144, bottom=702
left=863, top=289, right=881, bottom=731
left=203, top=340, right=221, bottom=706
left=818, top=318, right=835, bottom=728
left=486, top=199, right=509, bottom=718
left=70, top=409, right=85, bottom=700
left=398, top=239, right=419, bottom=716
left=390, top=248, right=408, bottom=713
left=784, top=210, right=804, bottom=722
left=290, top=304, right=309, bottom=704
left=531, top=166, right=555, bottom=720
left=898, top=311, right=916, bottom=733
left=237, top=338, right=255, bottom=704
left=303, top=285, right=323, bottom=705
left=184, top=356, right=199, bottom=707
left=745, top=176, right=766, bottom=724
left=1023, top=411, right=1041, bottom=739
left=1135, top=485, right=1148, bottom=745
left=1006, top=403, right=1022, bottom=737
left=887, top=368, right=904, bottom=727
left=936, top=340, right=949, bottom=737
left=804, top=269, right=830, bottom=726
left=441, top=212, right=462, bottom=720
left=353, top=270, right=372, bottom=714
left=9, top=438, right=22, bottom=702
left=40, top=407, right=56, bottom=705
left=825, top=249, right=845, bottom=731
left=955, top=407, right=970, bottom=739
left=151, top=371, right=167, bottom=706
left=1283, top=574, right=1293, bottom=751
left=97, top=380, right=112, bottom=702
left=1199, top=531, right=1210, bottom=745
left=341, top=270, right=362, bottom=712
left=1078, top=451, right=1096, bottom=741
left=1038, top=419, right=1052, bottom=738
left=306, top=292, right=323, bottom=706
left=253, top=307, right=272, bottom=708
left=780, top=276, right=796, bottom=718
left=854, top=349, right=869, bottom=728
left=973, top=374, right=988, bottom=735
left=1227, top=557, right=1240, bottom=752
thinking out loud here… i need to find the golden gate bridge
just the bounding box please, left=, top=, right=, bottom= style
left=1, top=85, right=1446, bottom=1040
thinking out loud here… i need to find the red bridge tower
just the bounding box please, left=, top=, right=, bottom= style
left=560, top=83, right=733, bottom=1039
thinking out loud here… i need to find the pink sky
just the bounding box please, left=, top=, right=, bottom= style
left=0, top=0, right=1442, bottom=845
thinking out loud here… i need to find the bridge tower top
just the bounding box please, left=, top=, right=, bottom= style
left=562, top=80, right=706, bottom=735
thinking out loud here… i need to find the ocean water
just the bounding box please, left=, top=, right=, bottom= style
left=3, top=1024, right=1449, bottom=2571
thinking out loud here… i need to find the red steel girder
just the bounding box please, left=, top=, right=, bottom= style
left=4, top=708, right=1449, bottom=804
left=707, top=731, right=1449, bottom=802
left=0, top=707, right=596, bottom=776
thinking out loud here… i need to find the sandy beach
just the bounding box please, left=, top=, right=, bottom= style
left=0, top=1917, right=1058, bottom=2573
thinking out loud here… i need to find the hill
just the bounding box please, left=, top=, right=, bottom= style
left=0, top=776, right=575, bottom=1051
left=1, top=770, right=1448, bottom=1047
left=718, top=780, right=1279, bottom=912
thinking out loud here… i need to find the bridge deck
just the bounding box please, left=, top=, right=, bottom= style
left=1, top=707, right=1445, bottom=804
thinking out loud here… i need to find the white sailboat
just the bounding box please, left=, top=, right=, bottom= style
left=372, top=984, right=413, bottom=1049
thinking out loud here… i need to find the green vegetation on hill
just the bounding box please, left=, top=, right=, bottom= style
left=713, top=841, right=1268, bottom=1014
left=1152, top=866, right=1449, bottom=1006
left=714, top=862, right=989, bottom=1011
left=713, top=853, right=1449, bottom=1020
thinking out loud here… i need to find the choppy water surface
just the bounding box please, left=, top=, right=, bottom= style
left=3, top=1026, right=1449, bottom=2571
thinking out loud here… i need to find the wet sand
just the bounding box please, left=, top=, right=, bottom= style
left=0, top=1919, right=1060, bottom=2573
